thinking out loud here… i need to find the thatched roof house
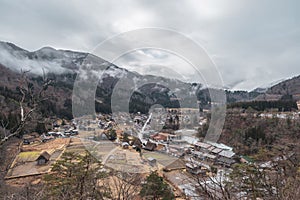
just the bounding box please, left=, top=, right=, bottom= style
left=36, top=151, right=51, bottom=165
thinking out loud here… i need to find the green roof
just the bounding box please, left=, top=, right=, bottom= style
left=241, top=155, right=254, bottom=163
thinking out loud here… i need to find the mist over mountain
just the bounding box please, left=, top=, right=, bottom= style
left=0, top=41, right=207, bottom=117
left=0, top=41, right=298, bottom=118
left=0, top=41, right=88, bottom=75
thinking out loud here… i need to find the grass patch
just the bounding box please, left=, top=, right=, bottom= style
left=17, top=151, right=41, bottom=162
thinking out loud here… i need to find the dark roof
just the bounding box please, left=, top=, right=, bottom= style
left=211, top=148, right=223, bottom=154
left=194, top=142, right=211, bottom=149
left=36, top=151, right=51, bottom=161
left=144, top=142, right=157, bottom=151
left=147, top=157, right=156, bottom=162
left=164, top=159, right=186, bottom=171
left=217, top=157, right=235, bottom=165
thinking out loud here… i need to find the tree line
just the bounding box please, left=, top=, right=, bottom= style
left=228, top=100, right=297, bottom=111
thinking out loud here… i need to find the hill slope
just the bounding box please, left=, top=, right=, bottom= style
left=1, top=40, right=298, bottom=116
left=0, top=41, right=208, bottom=117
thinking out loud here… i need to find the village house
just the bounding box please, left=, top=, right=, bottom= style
left=163, top=159, right=186, bottom=172
left=167, top=144, right=186, bottom=157
left=121, top=142, right=129, bottom=149
left=36, top=151, right=51, bottom=165
left=216, top=157, right=236, bottom=167
left=215, top=150, right=236, bottom=167
left=218, top=150, right=235, bottom=158
left=147, top=157, right=157, bottom=166
left=144, top=141, right=157, bottom=151
left=23, top=135, right=36, bottom=145
left=206, top=141, right=233, bottom=151
left=190, top=140, right=237, bottom=168
left=240, top=155, right=253, bottom=164
left=211, top=147, right=223, bottom=155
left=191, top=150, right=216, bottom=162
left=151, top=132, right=174, bottom=142
left=194, top=141, right=211, bottom=151
left=23, top=132, right=40, bottom=145
left=186, top=162, right=207, bottom=175
left=185, top=159, right=210, bottom=175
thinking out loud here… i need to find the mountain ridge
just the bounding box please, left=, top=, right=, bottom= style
left=0, top=41, right=299, bottom=112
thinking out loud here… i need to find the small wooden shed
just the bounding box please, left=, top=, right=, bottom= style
left=36, top=151, right=51, bottom=165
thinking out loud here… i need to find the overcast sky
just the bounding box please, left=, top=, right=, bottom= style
left=0, top=0, right=299, bottom=90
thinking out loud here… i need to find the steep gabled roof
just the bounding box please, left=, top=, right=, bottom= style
left=36, top=151, right=51, bottom=161
left=144, top=142, right=157, bottom=151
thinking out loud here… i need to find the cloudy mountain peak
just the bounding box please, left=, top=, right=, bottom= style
left=0, top=41, right=90, bottom=75
left=35, top=46, right=57, bottom=53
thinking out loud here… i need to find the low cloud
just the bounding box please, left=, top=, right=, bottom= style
left=0, top=0, right=299, bottom=90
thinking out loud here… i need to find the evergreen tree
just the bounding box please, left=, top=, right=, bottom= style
left=44, top=151, right=111, bottom=200
left=140, top=171, right=174, bottom=200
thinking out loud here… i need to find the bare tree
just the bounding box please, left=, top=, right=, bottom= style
left=227, top=148, right=300, bottom=200
left=109, top=170, right=142, bottom=200
left=1, top=182, right=45, bottom=200
left=0, top=69, right=52, bottom=145
left=191, top=171, right=232, bottom=200
left=0, top=119, right=9, bottom=141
